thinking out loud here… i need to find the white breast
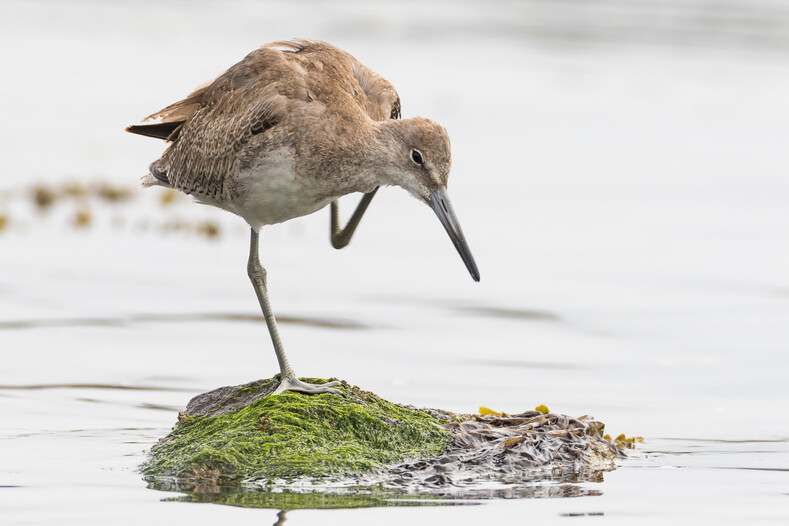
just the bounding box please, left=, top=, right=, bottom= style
left=228, top=148, right=334, bottom=229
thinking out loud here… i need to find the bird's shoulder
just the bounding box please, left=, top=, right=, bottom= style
left=270, top=39, right=401, bottom=122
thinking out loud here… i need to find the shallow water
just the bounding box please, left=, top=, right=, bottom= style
left=1, top=0, right=788, bottom=524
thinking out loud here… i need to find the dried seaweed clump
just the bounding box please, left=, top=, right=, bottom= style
left=388, top=409, right=633, bottom=490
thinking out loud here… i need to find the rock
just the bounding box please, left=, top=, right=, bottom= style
left=142, top=378, right=631, bottom=493
left=142, top=377, right=451, bottom=485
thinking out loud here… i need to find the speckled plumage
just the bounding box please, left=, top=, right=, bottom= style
left=128, top=39, right=430, bottom=229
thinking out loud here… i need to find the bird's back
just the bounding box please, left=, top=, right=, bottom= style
left=126, top=40, right=401, bottom=225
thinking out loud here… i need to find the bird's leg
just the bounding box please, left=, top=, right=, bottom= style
left=247, top=228, right=343, bottom=396
left=330, top=187, right=379, bottom=249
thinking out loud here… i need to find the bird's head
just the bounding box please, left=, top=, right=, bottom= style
left=382, top=117, right=452, bottom=201
left=377, top=117, right=480, bottom=282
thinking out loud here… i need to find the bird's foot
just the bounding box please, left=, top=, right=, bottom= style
left=272, top=375, right=345, bottom=397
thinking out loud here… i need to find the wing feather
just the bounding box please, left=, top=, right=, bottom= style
left=127, top=40, right=401, bottom=205
left=142, top=49, right=296, bottom=201
left=350, top=60, right=401, bottom=121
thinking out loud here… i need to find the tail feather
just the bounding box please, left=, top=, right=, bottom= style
left=125, top=122, right=183, bottom=141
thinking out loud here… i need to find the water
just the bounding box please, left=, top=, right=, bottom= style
left=1, top=0, right=788, bottom=524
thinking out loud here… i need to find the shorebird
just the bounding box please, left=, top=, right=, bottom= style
left=126, top=40, right=479, bottom=396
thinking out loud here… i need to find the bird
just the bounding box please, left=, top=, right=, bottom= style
left=126, top=39, right=479, bottom=396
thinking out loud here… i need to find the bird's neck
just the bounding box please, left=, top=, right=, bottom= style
left=304, top=119, right=404, bottom=200
left=360, top=119, right=405, bottom=186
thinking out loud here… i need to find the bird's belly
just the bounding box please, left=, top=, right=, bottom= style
left=230, top=157, right=333, bottom=229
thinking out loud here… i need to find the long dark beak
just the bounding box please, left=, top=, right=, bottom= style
left=429, top=188, right=480, bottom=282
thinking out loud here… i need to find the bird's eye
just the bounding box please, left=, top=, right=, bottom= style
left=410, top=149, right=424, bottom=165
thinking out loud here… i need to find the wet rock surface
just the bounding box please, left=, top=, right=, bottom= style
left=183, top=378, right=280, bottom=418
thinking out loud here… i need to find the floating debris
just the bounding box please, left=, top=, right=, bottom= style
left=32, top=184, right=57, bottom=211
left=195, top=220, right=220, bottom=239
left=607, top=433, right=644, bottom=450
left=159, top=189, right=181, bottom=206
left=3, top=180, right=235, bottom=238
left=72, top=208, right=92, bottom=228
left=96, top=182, right=134, bottom=202
left=61, top=181, right=88, bottom=198
left=388, top=409, right=621, bottom=491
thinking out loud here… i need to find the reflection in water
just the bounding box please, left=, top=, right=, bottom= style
left=151, top=479, right=603, bottom=510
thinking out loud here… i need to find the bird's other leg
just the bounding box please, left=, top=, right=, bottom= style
left=330, top=187, right=379, bottom=249
left=247, top=228, right=343, bottom=396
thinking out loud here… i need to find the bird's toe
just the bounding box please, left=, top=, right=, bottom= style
left=273, top=376, right=346, bottom=397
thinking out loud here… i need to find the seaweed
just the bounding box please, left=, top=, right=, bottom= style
left=142, top=378, right=451, bottom=483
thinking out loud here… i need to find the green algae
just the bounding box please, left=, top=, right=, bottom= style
left=142, top=378, right=451, bottom=483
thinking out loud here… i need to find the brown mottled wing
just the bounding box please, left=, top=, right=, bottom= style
left=127, top=40, right=398, bottom=202
left=270, top=39, right=401, bottom=121
left=349, top=59, right=401, bottom=122
left=130, top=47, right=295, bottom=201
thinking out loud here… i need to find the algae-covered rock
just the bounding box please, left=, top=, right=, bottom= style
left=143, top=377, right=632, bottom=495
left=142, top=378, right=451, bottom=484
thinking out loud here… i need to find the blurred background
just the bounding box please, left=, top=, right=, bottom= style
left=1, top=0, right=787, bottom=524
